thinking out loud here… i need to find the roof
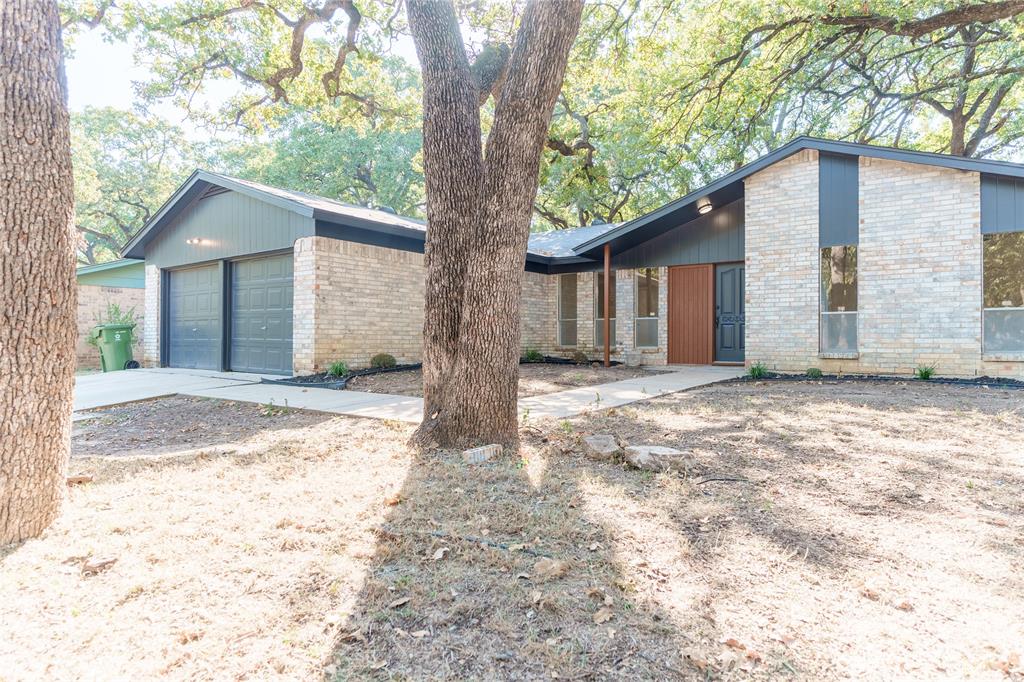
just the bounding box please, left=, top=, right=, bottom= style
left=571, top=136, right=1024, bottom=257
left=527, top=222, right=620, bottom=257
left=121, top=168, right=613, bottom=262
left=76, top=258, right=144, bottom=276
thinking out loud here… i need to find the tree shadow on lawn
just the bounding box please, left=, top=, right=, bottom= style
left=327, top=440, right=729, bottom=680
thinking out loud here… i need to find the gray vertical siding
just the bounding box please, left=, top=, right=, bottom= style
left=981, top=174, right=1024, bottom=234
left=146, top=190, right=314, bottom=268
left=819, top=152, right=859, bottom=246
left=612, top=198, right=744, bottom=268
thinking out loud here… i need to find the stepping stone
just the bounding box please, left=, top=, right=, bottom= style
left=624, top=445, right=695, bottom=472
left=583, top=434, right=621, bottom=461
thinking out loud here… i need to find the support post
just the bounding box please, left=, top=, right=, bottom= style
left=603, top=243, right=611, bottom=367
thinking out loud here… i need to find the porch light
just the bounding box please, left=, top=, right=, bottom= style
left=185, top=238, right=204, bottom=245
left=696, top=197, right=713, bottom=215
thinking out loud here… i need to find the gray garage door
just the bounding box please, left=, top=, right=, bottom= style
left=230, top=253, right=293, bottom=374
left=167, top=264, right=222, bottom=370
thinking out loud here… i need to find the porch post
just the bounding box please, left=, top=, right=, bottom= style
left=603, top=243, right=611, bottom=367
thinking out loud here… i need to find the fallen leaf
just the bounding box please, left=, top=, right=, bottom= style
left=515, top=572, right=531, bottom=580
left=593, top=607, right=614, bottom=624
left=388, top=596, right=410, bottom=609
left=745, top=650, right=764, bottom=663
left=588, top=542, right=602, bottom=551
left=721, top=638, right=746, bottom=651
left=533, top=558, right=570, bottom=581
left=586, top=587, right=613, bottom=606
left=383, top=494, right=402, bottom=506
left=895, top=599, right=913, bottom=611
left=432, top=547, right=449, bottom=561
left=411, top=630, right=429, bottom=638
left=66, top=474, right=93, bottom=486
left=860, top=587, right=880, bottom=601
left=369, top=660, right=387, bottom=670
left=338, top=629, right=365, bottom=642
left=507, top=543, right=527, bottom=552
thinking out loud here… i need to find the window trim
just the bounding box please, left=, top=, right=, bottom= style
left=634, top=268, right=660, bottom=348
left=819, top=245, right=859, bottom=354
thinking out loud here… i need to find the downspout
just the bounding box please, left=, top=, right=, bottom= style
left=603, top=243, right=611, bottom=367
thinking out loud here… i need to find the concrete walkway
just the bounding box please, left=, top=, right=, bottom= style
left=74, top=365, right=745, bottom=424
left=519, top=365, right=745, bottom=419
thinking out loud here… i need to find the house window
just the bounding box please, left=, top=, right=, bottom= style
left=595, top=271, right=616, bottom=346
left=983, top=231, right=1024, bottom=352
left=557, top=273, right=577, bottom=346
left=820, top=245, right=857, bottom=353
left=635, top=268, right=659, bottom=347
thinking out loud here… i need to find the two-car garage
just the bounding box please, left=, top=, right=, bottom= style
left=164, top=253, right=294, bottom=374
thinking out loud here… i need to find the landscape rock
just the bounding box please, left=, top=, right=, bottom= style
left=623, top=445, right=695, bottom=472
left=582, top=434, right=621, bottom=461
left=462, top=444, right=502, bottom=465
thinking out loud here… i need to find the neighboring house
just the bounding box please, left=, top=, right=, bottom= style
left=122, top=137, right=1024, bottom=379
left=76, top=258, right=146, bottom=369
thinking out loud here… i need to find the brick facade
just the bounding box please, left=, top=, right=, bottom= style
left=143, top=265, right=161, bottom=367
left=76, top=284, right=145, bottom=369
left=744, top=151, right=1022, bottom=379
left=745, top=150, right=821, bottom=370
left=292, top=236, right=563, bottom=374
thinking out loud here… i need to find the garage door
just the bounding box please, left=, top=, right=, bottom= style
left=230, top=253, right=293, bottom=374
left=167, top=264, right=221, bottom=370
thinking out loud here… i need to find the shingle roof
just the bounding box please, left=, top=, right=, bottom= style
left=526, top=222, right=620, bottom=257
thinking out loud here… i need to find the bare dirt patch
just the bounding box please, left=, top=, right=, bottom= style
left=345, top=362, right=651, bottom=398
left=72, top=396, right=332, bottom=458
left=1, top=381, right=1021, bottom=680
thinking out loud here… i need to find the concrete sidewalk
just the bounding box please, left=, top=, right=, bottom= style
left=519, top=365, right=745, bottom=419
left=74, top=365, right=745, bottom=424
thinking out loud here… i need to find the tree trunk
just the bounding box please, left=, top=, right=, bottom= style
left=409, top=0, right=583, bottom=448
left=0, top=0, right=76, bottom=544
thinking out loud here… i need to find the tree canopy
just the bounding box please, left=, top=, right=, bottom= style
left=65, top=0, right=1024, bottom=263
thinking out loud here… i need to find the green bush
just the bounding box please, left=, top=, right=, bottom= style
left=370, top=353, right=397, bottom=369
left=327, top=361, right=349, bottom=377
left=522, top=348, right=544, bottom=363
left=571, top=350, right=590, bottom=365
left=914, top=364, right=936, bottom=380
left=87, top=302, right=139, bottom=348
left=805, top=367, right=823, bottom=379
left=747, top=362, right=769, bottom=380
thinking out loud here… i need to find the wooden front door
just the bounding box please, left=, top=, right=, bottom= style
left=667, top=264, right=714, bottom=364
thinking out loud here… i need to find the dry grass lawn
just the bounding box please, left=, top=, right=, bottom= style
left=0, top=381, right=1022, bottom=680
left=345, top=362, right=650, bottom=398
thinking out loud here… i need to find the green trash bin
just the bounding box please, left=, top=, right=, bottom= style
left=91, top=323, right=139, bottom=372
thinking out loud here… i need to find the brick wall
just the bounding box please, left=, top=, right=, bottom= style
left=551, top=268, right=669, bottom=365
left=292, top=237, right=563, bottom=374
left=745, top=149, right=821, bottom=370
left=76, top=284, right=146, bottom=369
left=858, top=157, right=985, bottom=375
left=744, top=150, right=1021, bottom=379
left=143, top=264, right=161, bottom=367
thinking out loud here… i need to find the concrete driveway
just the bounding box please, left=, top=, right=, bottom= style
left=74, top=368, right=271, bottom=413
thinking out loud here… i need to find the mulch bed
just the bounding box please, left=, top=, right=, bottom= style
left=733, top=371, right=1024, bottom=390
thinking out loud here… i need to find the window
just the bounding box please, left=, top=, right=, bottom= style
left=984, top=232, right=1024, bottom=352
left=557, top=274, right=577, bottom=346
left=635, top=268, right=659, bottom=347
left=820, top=245, right=857, bottom=353
left=594, top=271, right=616, bottom=346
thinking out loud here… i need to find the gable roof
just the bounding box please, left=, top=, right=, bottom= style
left=76, top=258, right=144, bottom=276
left=571, top=136, right=1024, bottom=258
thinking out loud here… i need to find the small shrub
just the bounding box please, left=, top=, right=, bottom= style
left=914, top=364, right=936, bottom=380
left=570, top=350, right=589, bottom=364
left=327, top=361, right=349, bottom=377
left=805, top=367, right=823, bottom=379
left=747, top=362, right=768, bottom=380
left=88, top=302, right=139, bottom=348
left=370, top=352, right=397, bottom=369
left=522, top=348, right=544, bottom=363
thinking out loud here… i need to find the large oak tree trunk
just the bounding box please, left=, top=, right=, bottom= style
left=409, top=0, right=583, bottom=448
left=0, top=0, right=77, bottom=544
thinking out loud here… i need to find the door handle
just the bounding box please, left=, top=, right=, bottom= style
left=260, top=326, right=267, bottom=331
left=192, top=328, right=198, bottom=332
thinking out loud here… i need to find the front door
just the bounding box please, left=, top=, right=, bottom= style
left=715, top=263, right=745, bottom=363
left=667, top=264, right=714, bottom=364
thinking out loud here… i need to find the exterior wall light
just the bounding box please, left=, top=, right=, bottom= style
left=185, top=238, right=204, bottom=245
left=696, top=197, right=713, bottom=215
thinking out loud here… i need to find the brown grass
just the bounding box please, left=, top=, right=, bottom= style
left=1, top=382, right=1022, bottom=680
left=345, top=363, right=651, bottom=398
